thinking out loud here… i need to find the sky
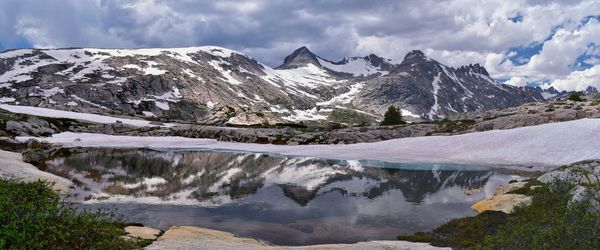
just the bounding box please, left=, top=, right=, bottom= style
left=0, top=0, right=599, bottom=91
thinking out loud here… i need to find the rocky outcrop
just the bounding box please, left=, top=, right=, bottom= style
left=538, top=160, right=600, bottom=211
left=146, top=226, right=449, bottom=250
left=538, top=160, right=600, bottom=185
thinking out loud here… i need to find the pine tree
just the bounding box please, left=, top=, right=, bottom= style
left=380, top=106, right=405, bottom=125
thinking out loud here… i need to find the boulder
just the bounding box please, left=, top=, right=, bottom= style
left=124, top=226, right=161, bottom=240
left=471, top=194, right=532, bottom=214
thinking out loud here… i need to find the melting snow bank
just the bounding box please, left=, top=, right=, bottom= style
left=0, top=104, right=176, bottom=127
left=17, top=118, right=600, bottom=170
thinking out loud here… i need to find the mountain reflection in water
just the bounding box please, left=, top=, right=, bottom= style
left=44, top=148, right=523, bottom=245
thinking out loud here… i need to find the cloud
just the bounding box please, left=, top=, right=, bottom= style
left=504, top=77, right=530, bottom=87
left=549, top=65, right=600, bottom=91
left=1, top=0, right=600, bottom=90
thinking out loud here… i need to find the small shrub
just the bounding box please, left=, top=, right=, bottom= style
left=0, top=179, right=147, bottom=249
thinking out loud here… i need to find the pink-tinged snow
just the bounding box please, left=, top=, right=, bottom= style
left=0, top=104, right=175, bottom=127
left=17, top=119, right=600, bottom=169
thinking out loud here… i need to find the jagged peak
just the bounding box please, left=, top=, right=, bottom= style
left=276, top=46, right=321, bottom=69
left=456, top=63, right=489, bottom=77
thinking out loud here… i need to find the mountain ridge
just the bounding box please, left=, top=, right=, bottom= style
left=0, top=45, right=551, bottom=125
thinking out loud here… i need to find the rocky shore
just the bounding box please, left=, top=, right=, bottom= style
left=143, top=226, right=448, bottom=250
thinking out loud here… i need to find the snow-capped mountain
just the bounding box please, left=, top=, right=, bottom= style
left=276, top=46, right=394, bottom=77
left=353, top=50, right=545, bottom=119
left=0, top=46, right=546, bottom=125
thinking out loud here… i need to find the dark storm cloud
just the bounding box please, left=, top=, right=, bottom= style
left=1, top=0, right=599, bottom=88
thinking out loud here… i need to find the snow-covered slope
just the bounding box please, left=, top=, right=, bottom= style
left=20, top=118, right=600, bottom=169
left=317, top=57, right=390, bottom=77
left=0, top=104, right=176, bottom=127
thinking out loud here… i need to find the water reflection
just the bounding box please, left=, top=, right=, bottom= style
left=44, top=148, right=522, bottom=245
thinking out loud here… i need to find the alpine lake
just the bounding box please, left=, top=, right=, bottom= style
left=40, top=148, right=529, bottom=245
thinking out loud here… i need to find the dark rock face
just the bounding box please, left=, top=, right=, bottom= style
left=276, top=47, right=321, bottom=69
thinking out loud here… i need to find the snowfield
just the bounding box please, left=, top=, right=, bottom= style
left=0, top=104, right=176, bottom=127
left=17, top=118, right=600, bottom=169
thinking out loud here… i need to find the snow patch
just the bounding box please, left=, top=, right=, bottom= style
left=22, top=118, right=600, bottom=169
left=0, top=104, right=175, bottom=127
left=283, top=107, right=327, bottom=121
left=428, top=72, right=442, bottom=119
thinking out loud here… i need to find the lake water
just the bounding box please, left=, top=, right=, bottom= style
left=43, top=148, right=526, bottom=245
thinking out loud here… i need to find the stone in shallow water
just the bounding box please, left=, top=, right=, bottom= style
left=124, top=226, right=161, bottom=240
left=471, top=194, right=532, bottom=214
left=146, top=226, right=450, bottom=250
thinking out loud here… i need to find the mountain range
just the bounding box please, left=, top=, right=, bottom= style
left=0, top=45, right=552, bottom=125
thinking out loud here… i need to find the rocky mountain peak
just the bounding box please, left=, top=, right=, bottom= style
left=364, top=54, right=392, bottom=69
left=401, top=50, right=429, bottom=64
left=585, top=86, right=598, bottom=94
left=276, top=46, right=321, bottom=69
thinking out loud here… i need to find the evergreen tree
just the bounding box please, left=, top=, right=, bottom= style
left=568, top=91, right=584, bottom=102
left=380, top=106, right=405, bottom=125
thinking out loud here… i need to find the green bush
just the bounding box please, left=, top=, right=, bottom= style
left=397, top=181, right=600, bottom=249
left=380, top=106, right=405, bottom=125
left=0, top=179, right=147, bottom=249
left=483, top=183, right=600, bottom=249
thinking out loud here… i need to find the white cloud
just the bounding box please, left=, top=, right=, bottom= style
left=505, top=77, right=530, bottom=87
left=549, top=65, right=600, bottom=91
left=1, top=0, right=600, bottom=91
left=518, top=18, right=600, bottom=78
